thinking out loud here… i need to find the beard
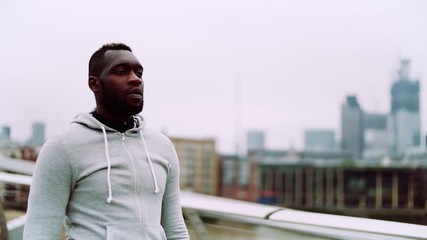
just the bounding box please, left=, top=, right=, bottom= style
left=100, top=83, right=144, bottom=117
left=104, top=97, right=144, bottom=117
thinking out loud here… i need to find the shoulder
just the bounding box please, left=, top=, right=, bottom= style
left=39, top=121, right=97, bottom=159
left=142, top=127, right=172, bottom=146
left=53, top=120, right=100, bottom=145
left=140, top=128, right=177, bottom=165
left=36, top=132, right=73, bottom=173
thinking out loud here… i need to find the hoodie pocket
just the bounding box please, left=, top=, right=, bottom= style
left=106, top=223, right=167, bottom=240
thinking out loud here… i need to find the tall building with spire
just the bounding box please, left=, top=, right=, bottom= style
left=390, top=59, right=420, bottom=157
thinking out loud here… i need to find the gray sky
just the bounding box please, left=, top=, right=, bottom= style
left=1, top=0, right=426, bottom=154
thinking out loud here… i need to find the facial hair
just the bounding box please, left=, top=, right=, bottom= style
left=100, top=81, right=144, bottom=117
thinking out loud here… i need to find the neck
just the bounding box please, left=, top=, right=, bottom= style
left=92, top=110, right=135, bottom=133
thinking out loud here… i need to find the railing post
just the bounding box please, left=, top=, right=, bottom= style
left=305, top=168, right=313, bottom=208
left=407, top=171, right=414, bottom=209
left=295, top=169, right=302, bottom=207
left=337, top=168, right=344, bottom=209
left=392, top=171, right=398, bottom=209
left=284, top=170, right=293, bottom=206
left=326, top=168, right=334, bottom=208
left=375, top=171, right=382, bottom=209
left=183, top=209, right=209, bottom=240
left=315, top=168, right=324, bottom=208
left=0, top=201, right=8, bottom=240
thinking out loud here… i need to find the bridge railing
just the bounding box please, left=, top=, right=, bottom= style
left=1, top=172, right=427, bottom=240
left=181, top=191, right=427, bottom=240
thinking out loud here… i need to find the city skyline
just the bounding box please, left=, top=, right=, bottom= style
left=1, top=0, right=426, bottom=154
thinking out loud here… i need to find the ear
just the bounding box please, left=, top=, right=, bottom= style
left=88, top=76, right=100, bottom=93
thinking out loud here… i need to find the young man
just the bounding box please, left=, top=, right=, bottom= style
left=24, top=43, right=190, bottom=239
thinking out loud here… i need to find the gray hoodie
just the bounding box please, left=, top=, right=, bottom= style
left=24, top=113, right=189, bottom=239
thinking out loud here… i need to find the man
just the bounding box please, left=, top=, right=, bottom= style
left=24, top=43, right=190, bottom=239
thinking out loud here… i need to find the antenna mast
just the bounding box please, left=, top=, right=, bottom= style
left=234, top=76, right=241, bottom=158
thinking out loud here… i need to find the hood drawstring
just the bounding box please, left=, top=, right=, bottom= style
left=101, top=125, right=113, bottom=204
left=140, top=129, right=160, bottom=194
left=100, top=122, right=160, bottom=204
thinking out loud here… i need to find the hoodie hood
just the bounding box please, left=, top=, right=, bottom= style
left=71, top=113, right=147, bottom=133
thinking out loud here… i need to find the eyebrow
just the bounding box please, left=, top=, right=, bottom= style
left=111, top=62, right=144, bottom=71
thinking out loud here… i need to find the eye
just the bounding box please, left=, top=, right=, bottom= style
left=116, top=69, right=126, bottom=75
left=135, top=69, right=143, bottom=78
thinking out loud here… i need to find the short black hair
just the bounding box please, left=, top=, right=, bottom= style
left=88, top=43, right=132, bottom=77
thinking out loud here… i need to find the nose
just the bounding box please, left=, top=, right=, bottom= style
left=129, top=72, right=142, bottom=85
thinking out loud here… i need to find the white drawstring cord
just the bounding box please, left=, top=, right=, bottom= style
left=100, top=116, right=157, bottom=204
left=101, top=125, right=113, bottom=203
left=140, top=129, right=160, bottom=193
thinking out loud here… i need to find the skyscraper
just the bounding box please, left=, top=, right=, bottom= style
left=0, top=126, right=11, bottom=141
left=304, top=129, right=335, bottom=151
left=341, top=95, right=364, bottom=159
left=363, top=113, right=390, bottom=160
left=247, top=130, right=265, bottom=153
left=390, top=59, right=420, bottom=157
left=26, top=121, right=46, bottom=146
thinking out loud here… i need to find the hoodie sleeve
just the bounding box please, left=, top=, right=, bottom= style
left=24, top=137, right=74, bottom=240
left=161, top=141, right=190, bottom=239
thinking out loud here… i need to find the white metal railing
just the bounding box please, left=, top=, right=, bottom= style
left=0, top=172, right=31, bottom=239
left=1, top=172, right=427, bottom=240
left=181, top=191, right=427, bottom=240
left=7, top=215, right=25, bottom=240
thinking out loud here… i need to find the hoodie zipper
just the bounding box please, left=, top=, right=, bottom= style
left=121, top=133, right=143, bottom=233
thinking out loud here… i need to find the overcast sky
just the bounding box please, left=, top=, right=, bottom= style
left=1, top=0, right=426, bottom=154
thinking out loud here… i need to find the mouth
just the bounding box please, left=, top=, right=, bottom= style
left=128, top=88, right=143, bottom=96
left=127, top=88, right=143, bottom=101
left=128, top=94, right=142, bottom=99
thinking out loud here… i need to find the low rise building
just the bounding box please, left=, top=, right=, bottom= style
left=171, top=137, right=219, bottom=195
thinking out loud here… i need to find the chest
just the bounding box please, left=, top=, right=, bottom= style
left=69, top=134, right=170, bottom=196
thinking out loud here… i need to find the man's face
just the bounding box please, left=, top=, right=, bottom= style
left=98, top=50, right=144, bottom=117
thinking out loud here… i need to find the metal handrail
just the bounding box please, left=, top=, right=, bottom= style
left=1, top=172, right=427, bottom=239
left=181, top=191, right=427, bottom=240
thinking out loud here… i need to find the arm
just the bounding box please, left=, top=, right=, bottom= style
left=24, top=138, right=73, bottom=240
left=161, top=141, right=189, bottom=240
